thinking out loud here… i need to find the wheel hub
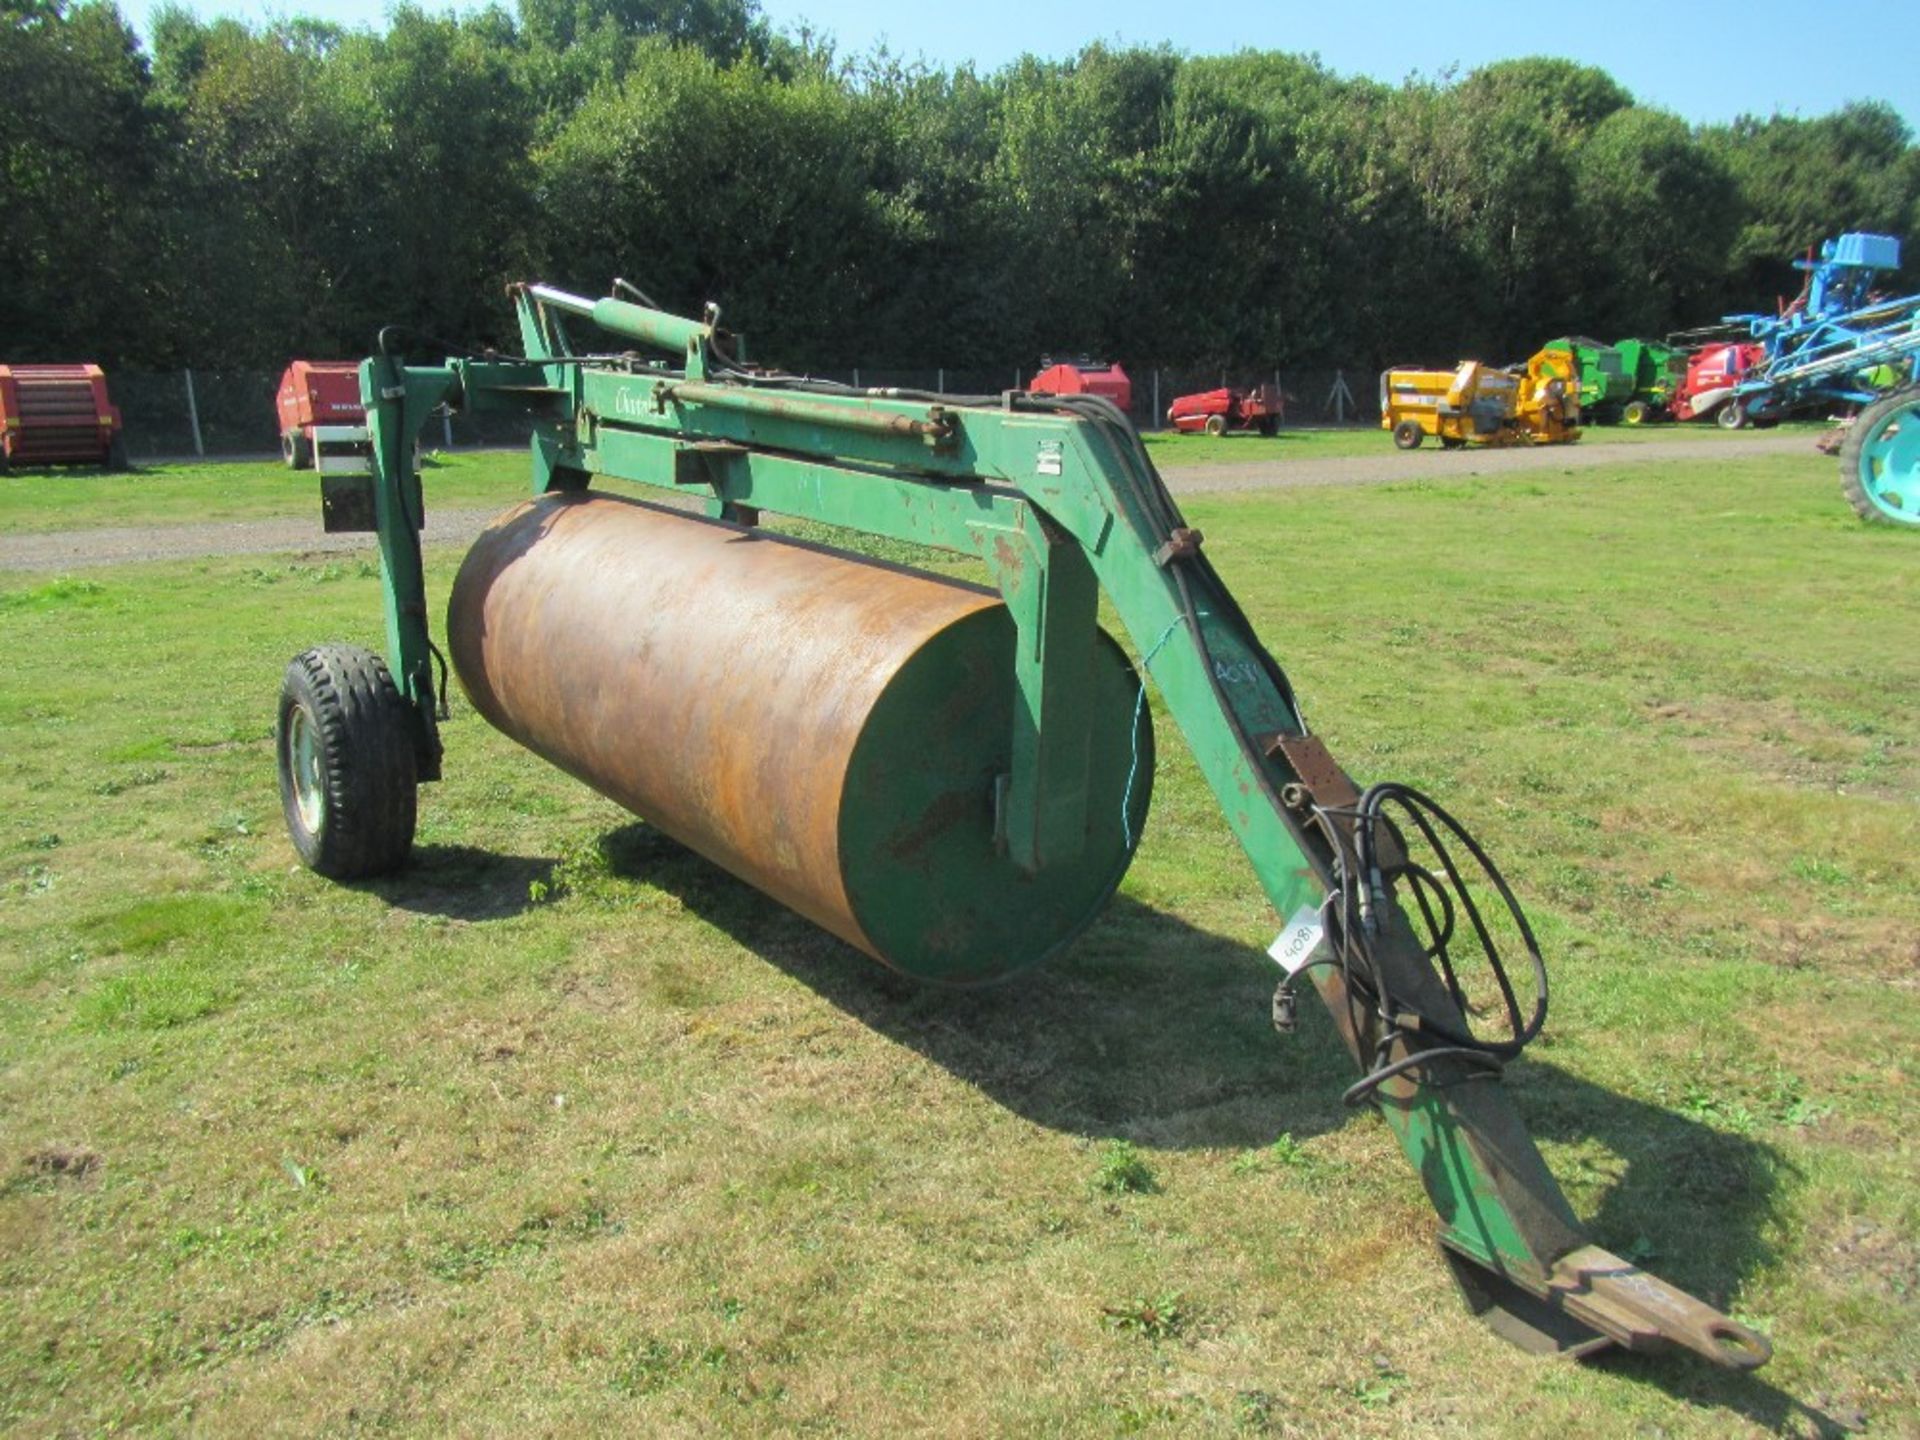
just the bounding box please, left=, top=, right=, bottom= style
left=1858, top=406, right=1920, bottom=524
left=288, top=706, right=326, bottom=832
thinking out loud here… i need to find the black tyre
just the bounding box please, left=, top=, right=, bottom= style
left=106, top=432, right=129, bottom=471
left=277, top=644, right=419, bottom=878
left=1203, top=413, right=1227, bottom=437
left=1440, top=435, right=1466, bottom=450
left=1717, top=400, right=1747, bottom=430
left=282, top=431, right=312, bottom=469
left=1393, top=419, right=1424, bottom=450
left=1257, top=415, right=1278, bottom=437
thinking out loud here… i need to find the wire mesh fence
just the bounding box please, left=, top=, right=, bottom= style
left=106, top=364, right=1383, bottom=462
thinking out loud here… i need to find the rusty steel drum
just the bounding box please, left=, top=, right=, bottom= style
left=447, top=491, right=1153, bottom=984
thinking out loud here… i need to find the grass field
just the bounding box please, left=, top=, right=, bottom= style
left=1, top=443, right=1914, bottom=1435
left=0, top=421, right=1836, bottom=536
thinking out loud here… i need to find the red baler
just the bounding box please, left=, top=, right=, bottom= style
left=1029, top=357, right=1132, bottom=413
left=1671, top=342, right=1765, bottom=425
left=276, top=360, right=371, bottom=471
left=1167, top=383, right=1285, bottom=436
left=0, top=364, right=125, bottom=471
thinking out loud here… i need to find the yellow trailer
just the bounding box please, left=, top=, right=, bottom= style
left=1380, top=354, right=1581, bottom=449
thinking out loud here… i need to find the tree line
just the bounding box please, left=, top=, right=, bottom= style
left=3, top=0, right=1916, bottom=375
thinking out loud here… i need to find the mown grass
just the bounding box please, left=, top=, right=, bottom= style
left=0, top=422, right=1826, bottom=535
left=0, top=451, right=533, bottom=534
left=0, top=448, right=1913, bottom=1435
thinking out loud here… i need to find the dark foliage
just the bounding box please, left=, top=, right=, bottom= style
left=2, top=4, right=1914, bottom=371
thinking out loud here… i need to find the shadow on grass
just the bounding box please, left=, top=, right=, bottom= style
left=518, top=818, right=1831, bottom=1432
left=359, top=843, right=555, bottom=921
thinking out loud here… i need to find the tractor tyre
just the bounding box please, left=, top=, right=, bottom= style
left=1717, top=400, right=1747, bottom=431
left=105, top=433, right=129, bottom=472
left=277, top=644, right=419, bottom=879
left=1204, top=414, right=1227, bottom=437
left=1257, top=415, right=1278, bottom=437
left=1838, top=385, right=1920, bottom=526
left=1392, top=420, right=1424, bottom=450
left=1622, top=400, right=1649, bottom=426
left=282, top=431, right=312, bottom=469
left=1440, top=436, right=1466, bottom=450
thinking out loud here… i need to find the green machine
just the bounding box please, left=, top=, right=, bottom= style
left=1615, top=338, right=1687, bottom=424
left=275, top=281, right=1774, bottom=1370
left=1542, top=336, right=1635, bottom=421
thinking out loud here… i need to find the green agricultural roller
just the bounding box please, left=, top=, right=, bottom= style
left=272, top=280, right=1776, bottom=1371
left=1614, top=338, right=1688, bottom=424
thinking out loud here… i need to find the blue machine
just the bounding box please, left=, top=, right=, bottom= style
left=1723, top=233, right=1920, bottom=426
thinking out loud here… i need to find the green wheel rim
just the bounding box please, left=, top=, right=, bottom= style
left=1858, top=400, right=1920, bottom=525
left=288, top=705, right=326, bottom=833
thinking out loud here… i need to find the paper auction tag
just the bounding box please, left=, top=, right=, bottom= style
left=1267, top=905, right=1326, bottom=977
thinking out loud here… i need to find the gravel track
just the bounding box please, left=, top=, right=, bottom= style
left=0, top=434, right=1818, bottom=572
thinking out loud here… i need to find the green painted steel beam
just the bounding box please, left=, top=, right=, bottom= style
left=358, top=354, right=457, bottom=779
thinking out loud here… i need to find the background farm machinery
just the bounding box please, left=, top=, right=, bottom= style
left=1166, top=382, right=1285, bottom=435
left=1540, top=337, right=1632, bottom=420
left=1028, top=355, right=1133, bottom=412
left=1380, top=348, right=1581, bottom=449
left=1672, top=234, right=1918, bottom=431
left=276, top=360, right=372, bottom=473
left=0, top=364, right=125, bottom=472
left=1613, top=339, right=1687, bottom=423
left=272, top=279, right=1775, bottom=1372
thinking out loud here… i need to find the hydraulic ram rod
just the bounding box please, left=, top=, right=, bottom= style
left=526, top=282, right=711, bottom=358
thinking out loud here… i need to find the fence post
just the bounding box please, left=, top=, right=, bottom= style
left=852, top=368, right=861, bottom=389
left=937, top=367, right=945, bottom=394
left=1152, top=369, right=1160, bottom=430
left=183, top=369, right=205, bottom=458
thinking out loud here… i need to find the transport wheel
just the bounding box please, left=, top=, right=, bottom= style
left=277, top=644, right=419, bottom=878
left=1204, top=414, right=1227, bottom=437
left=1257, top=415, right=1278, bottom=436
left=282, top=432, right=312, bottom=469
left=1440, top=436, right=1466, bottom=450
left=1393, top=420, right=1424, bottom=450
left=105, top=433, right=129, bottom=471
left=1839, top=386, right=1920, bottom=526
left=1622, top=400, right=1649, bottom=425
left=1717, top=400, right=1747, bottom=430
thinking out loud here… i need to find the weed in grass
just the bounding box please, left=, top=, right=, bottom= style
left=0, top=576, right=106, bottom=611
left=529, top=832, right=631, bottom=906
left=1091, top=1138, right=1157, bottom=1194
left=1231, top=1132, right=1313, bottom=1176
left=1235, top=1388, right=1285, bottom=1431
left=1101, top=1292, right=1188, bottom=1342
left=92, top=766, right=169, bottom=796
left=1353, top=1355, right=1406, bottom=1407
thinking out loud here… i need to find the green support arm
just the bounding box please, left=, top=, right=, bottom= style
left=355, top=287, right=1772, bottom=1370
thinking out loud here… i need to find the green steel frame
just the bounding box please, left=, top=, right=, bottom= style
left=353, top=283, right=1771, bottom=1370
